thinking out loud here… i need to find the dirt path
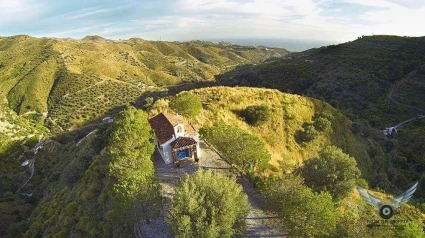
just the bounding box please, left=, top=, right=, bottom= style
left=137, top=140, right=287, bottom=237
left=387, top=79, right=425, bottom=114
left=385, top=79, right=425, bottom=131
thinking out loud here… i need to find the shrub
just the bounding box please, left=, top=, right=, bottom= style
left=240, top=105, right=271, bottom=126
left=66, top=202, right=78, bottom=215
left=200, top=124, right=270, bottom=173
left=168, top=170, right=249, bottom=237
left=169, top=92, right=202, bottom=119
left=314, top=116, right=332, bottom=133
left=261, top=175, right=338, bottom=237
left=395, top=221, right=425, bottom=238
left=296, top=146, right=361, bottom=200
left=301, top=124, right=319, bottom=142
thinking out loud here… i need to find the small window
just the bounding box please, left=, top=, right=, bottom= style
left=177, top=126, right=183, bottom=133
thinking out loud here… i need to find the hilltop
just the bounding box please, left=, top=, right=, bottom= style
left=216, top=36, right=425, bottom=194
left=0, top=35, right=288, bottom=130
left=151, top=87, right=377, bottom=180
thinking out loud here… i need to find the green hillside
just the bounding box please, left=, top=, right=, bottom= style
left=218, top=35, right=425, bottom=127
left=150, top=87, right=425, bottom=237
left=1, top=87, right=424, bottom=237
left=151, top=87, right=381, bottom=181
left=217, top=35, right=425, bottom=194
left=0, top=35, right=288, bottom=129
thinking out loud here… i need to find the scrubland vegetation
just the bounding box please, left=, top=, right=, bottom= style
left=1, top=35, right=425, bottom=237
left=151, top=86, right=425, bottom=237
left=0, top=35, right=287, bottom=129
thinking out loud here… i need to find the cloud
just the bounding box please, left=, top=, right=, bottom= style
left=0, top=0, right=47, bottom=25
left=1, top=0, right=425, bottom=46
left=68, top=8, right=112, bottom=20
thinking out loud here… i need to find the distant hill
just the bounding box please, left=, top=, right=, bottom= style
left=218, top=35, right=425, bottom=127
left=0, top=35, right=288, bottom=129
left=81, top=35, right=110, bottom=42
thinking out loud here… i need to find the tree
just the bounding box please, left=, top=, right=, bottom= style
left=296, top=146, right=361, bottom=200
left=240, top=105, right=271, bottom=126
left=169, top=92, right=202, bottom=119
left=107, top=106, right=160, bottom=225
left=168, top=170, right=249, bottom=238
left=262, top=175, right=338, bottom=237
left=314, top=116, right=332, bottom=133
left=200, top=124, right=270, bottom=173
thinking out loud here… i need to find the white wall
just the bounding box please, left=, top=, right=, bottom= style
left=174, top=124, right=185, bottom=138
left=159, top=137, right=175, bottom=164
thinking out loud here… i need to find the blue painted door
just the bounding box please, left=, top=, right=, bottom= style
left=177, top=149, right=190, bottom=160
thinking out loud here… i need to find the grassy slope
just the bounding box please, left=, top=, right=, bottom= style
left=150, top=86, right=374, bottom=179
left=0, top=35, right=288, bottom=129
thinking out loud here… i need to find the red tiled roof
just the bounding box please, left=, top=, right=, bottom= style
left=149, top=113, right=198, bottom=145
left=163, top=113, right=181, bottom=126
left=171, top=137, right=197, bottom=150
left=149, top=113, right=175, bottom=144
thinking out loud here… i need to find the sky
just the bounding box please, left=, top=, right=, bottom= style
left=1, top=0, right=425, bottom=49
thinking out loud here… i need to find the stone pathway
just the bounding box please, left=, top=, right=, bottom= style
left=137, top=140, right=287, bottom=237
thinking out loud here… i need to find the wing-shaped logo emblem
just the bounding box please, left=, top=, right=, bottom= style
left=355, top=182, right=418, bottom=219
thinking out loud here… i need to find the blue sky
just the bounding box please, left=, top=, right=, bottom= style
left=1, top=0, right=424, bottom=44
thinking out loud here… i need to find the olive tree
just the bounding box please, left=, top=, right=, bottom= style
left=296, top=146, right=361, bottom=200
left=168, top=170, right=249, bottom=238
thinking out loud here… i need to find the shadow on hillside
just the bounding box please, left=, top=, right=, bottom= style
left=0, top=123, right=112, bottom=236
left=135, top=80, right=220, bottom=107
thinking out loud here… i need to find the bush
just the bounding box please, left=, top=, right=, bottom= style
left=200, top=124, right=270, bottom=173
left=169, top=92, right=202, bottom=119
left=301, top=124, right=319, bottom=142
left=314, top=116, right=332, bottom=133
left=66, top=202, right=78, bottom=215
left=296, top=146, right=361, bottom=200
left=395, top=221, right=425, bottom=238
left=261, top=175, right=338, bottom=237
left=168, top=170, right=249, bottom=237
left=240, top=105, right=271, bottom=126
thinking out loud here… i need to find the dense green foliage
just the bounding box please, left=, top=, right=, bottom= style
left=240, top=105, right=271, bottom=126
left=107, top=106, right=160, bottom=224
left=395, top=221, right=425, bottom=238
left=168, top=169, right=249, bottom=238
left=5, top=106, right=161, bottom=237
left=0, top=132, right=12, bottom=154
left=169, top=92, right=202, bottom=119
left=261, top=175, right=338, bottom=237
left=296, top=146, right=361, bottom=200
left=394, top=119, right=425, bottom=194
left=200, top=123, right=270, bottom=173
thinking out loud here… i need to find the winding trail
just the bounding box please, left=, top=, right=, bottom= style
left=386, top=78, right=425, bottom=130
left=388, top=78, right=425, bottom=113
